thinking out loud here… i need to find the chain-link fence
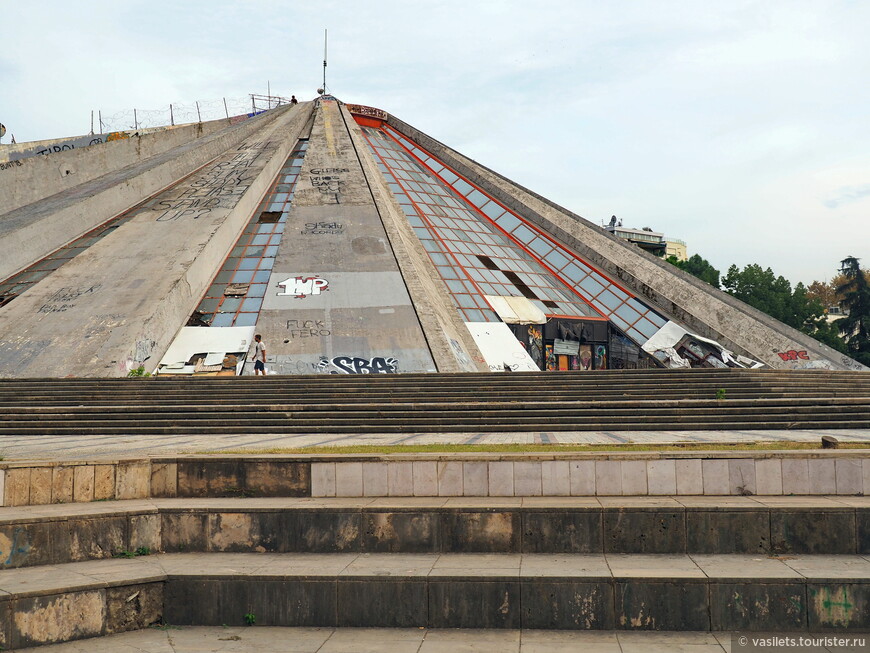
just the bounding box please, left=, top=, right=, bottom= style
left=94, top=95, right=292, bottom=132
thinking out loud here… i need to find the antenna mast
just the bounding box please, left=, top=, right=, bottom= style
left=322, top=29, right=328, bottom=94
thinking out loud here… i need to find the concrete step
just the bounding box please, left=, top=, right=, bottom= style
left=0, top=551, right=866, bottom=648
left=5, top=396, right=870, bottom=414
left=2, top=497, right=868, bottom=571
left=2, top=387, right=869, bottom=405
left=14, top=626, right=741, bottom=653
left=2, top=420, right=868, bottom=435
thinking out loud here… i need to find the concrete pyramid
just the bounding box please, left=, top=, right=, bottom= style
left=0, top=98, right=864, bottom=377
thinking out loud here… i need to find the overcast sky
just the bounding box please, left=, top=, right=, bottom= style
left=2, top=1, right=868, bottom=285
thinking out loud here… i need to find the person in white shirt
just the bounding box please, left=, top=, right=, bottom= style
left=251, top=334, right=266, bottom=375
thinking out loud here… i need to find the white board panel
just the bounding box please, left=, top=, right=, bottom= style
left=464, top=321, right=540, bottom=372
left=159, top=326, right=255, bottom=366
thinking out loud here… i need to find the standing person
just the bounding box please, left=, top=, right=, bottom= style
left=251, top=334, right=266, bottom=375
left=290, top=95, right=298, bottom=105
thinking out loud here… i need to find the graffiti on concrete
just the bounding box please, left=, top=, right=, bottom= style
left=277, top=276, right=329, bottom=298
left=37, top=285, right=102, bottom=314
left=153, top=142, right=277, bottom=222
left=301, top=221, right=344, bottom=235
left=0, top=160, right=23, bottom=172
left=285, top=319, right=331, bottom=339
left=777, top=350, right=810, bottom=361
left=309, top=167, right=348, bottom=204
left=316, top=356, right=399, bottom=374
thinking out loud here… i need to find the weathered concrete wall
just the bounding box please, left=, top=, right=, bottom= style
left=0, top=108, right=296, bottom=282
left=342, top=106, right=486, bottom=373
left=385, top=115, right=866, bottom=372
left=256, top=100, right=437, bottom=375
left=0, top=104, right=314, bottom=377
left=0, top=117, right=254, bottom=215
left=0, top=451, right=868, bottom=507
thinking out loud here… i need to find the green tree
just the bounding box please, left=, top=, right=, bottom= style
left=836, top=256, right=870, bottom=365
left=722, top=264, right=800, bottom=327
left=666, top=254, right=720, bottom=288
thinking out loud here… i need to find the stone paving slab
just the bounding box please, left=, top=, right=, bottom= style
left=16, top=626, right=739, bottom=653
left=1, top=428, right=869, bottom=459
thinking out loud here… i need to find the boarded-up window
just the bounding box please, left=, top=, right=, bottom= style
left=258, top=211, right=282, bottom=224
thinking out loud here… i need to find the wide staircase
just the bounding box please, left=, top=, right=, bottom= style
left=0, top=457, right=867, bottom=649
left=0, top=368, right=869, bottom=435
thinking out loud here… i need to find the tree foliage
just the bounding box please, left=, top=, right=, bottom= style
left=666, top=254, right=720, bottom=288
left=721, top=264, right=819, bottom=329
left=836, top=256, right=870, bottom=365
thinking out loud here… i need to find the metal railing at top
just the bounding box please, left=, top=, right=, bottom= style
left=93, top=94, right=294, bottom=133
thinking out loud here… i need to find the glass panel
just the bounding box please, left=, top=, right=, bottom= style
left=219, top=298, right=242, bottom=312
left=210, top=313, right=234, bottom=327
left=241, top=297, right=263, bottom=312
left=545, top=249, right=569, bottom=270
left=247, top=284, right=267, bottom=297
left=233, top=313, right=258, bottom=327
left=467, top=189, right=488, bottom=207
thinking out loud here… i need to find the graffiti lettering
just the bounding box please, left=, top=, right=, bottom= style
left=37, top=285, right=101, bottom=314
left=285, top=319, right=331, bottom=338
left=0, top=160, right=23, bottom=171
left=777, top=350, right=810, bottom=361
left=277, top=276, right=329, bottom=298
left=301, top=221, right=344, bottom=235
left=309, top=168, right=349, bottom=175
left=326, top=356, right=399, bottom=374
left=151, top=144, right=275, bottom=221
left=105, top=131, right=132, bottom=142
left=37, top=143, right=75, bottom=156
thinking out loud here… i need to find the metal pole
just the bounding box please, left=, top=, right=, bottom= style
left=223, top=97, right=229, bottom=119
left=251, top=95, right=255, bottom=113
left=267, top=80, right=271, bottom=108
left=134, top=109, right=138, bottom=130
left=90, top=110, right=94, bottom=135
left=196, top=101, right=201, bottom=123
left=99, top=111, right=103, bottom=134
left=323, top=29, right=328, bottom=93
left=170, top=104, right=174, bottom=126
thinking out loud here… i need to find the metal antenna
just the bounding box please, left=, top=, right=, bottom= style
left=322, top=29, right=328, bottom=94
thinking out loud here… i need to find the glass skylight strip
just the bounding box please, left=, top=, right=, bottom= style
left=361, top=125, right=601, bottom=323
left=375, top=124, right=668, bottom=346
left=188, top=139, right=308, bottom=328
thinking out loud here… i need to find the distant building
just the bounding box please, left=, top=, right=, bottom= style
left=666, top=239, right=687, bottom=261
left=604, top=223, right=666, bottom=257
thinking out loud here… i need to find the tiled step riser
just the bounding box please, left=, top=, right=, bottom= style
left=3, top=507, right=868, bottom=570
left=5, top=575, right=864, bottom=649
left=3, top=455, right=870, bottom=507
left=163, top=576, right=867, bottom=632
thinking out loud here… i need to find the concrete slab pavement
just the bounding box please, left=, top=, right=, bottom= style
left=17, top=626, right=736, bottom=652
left=1, top=428, right=869, bottom=460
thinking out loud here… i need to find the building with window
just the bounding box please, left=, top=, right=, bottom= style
left=666, top=239, right=688, bottom=261
left=0, top=98, right=862, bottom=376
left=604, top=224, right=666, bottom=257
